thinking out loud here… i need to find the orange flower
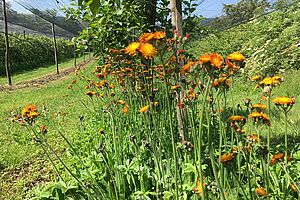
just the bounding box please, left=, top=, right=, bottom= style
left=153, top=31, right=166, bottom=40
left=252, top=103, right=267, bottom=110
left=228, top=115, right=246, bottom=122
left=139, top=105, right=150, bottom=113
left=199, top=54, right=211, bottom=64
left=180, top=61, right=196, bottom=75
left=270, top=153, right=284, bottom=164
left=86, top=91, right=96, bottom=96
left=122, top=104, right=129, bottom=114
left=220, top=153, right=234, bottom=164
left=290, top=184, right=299, bottom=192
left=171, top=85, right=181, bottom=90
left=272, top=96, right=295, bottom=106
left=211, top=53, right=223, bottom=69
left=124, top=42, right=141, bottom=56
left=246, top=134, right=260, bottom=143
left=21, top=104, right=37, bottom=116
left=227, top=52, right=246, bottom=62
left=255, top=187, right=268, bottom=197
left=138, top=43, right=157, bottom=59
left=138, top=33, right=154, bottom=43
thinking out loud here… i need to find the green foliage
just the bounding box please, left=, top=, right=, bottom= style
left=189, top=5, right=300, bottom=75
left=0, top=34, right=73, bottom=75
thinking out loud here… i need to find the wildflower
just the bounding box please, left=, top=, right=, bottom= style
left=290, top=184, right=299, bottom=192
left=86, top=91, right=96, bottom=97
left=228, top=115, right=246, bottom=122
left=220, top=153, right=234, bottom=164
left=153, top=31, right=166, bottom=40
left=138, top=43, right=157, bottom=59
left=255, top=187, right=268, bottom=198
left=251, top=75, right=261, bottom=81
left=21, top=104, right=36, bottom=116
left=138, top=33, right=154, bottom=43
left=122, top=104, right=129, bottom=114
left=248, top=112, right=270, bottom=126
left=139, top=105, right=150, bottom=113
left=270, top=153, right=284, bottom=164
left=192, top=178, right=205, bottom=197
left=180, top=61, right=196, bottom=75
left=227, top=52, right=246, bottom=62
left=211, top=53, right=223, bottom=69
left=260, top=76, right=283, bottom=86
left=272, top=96, right=295, bottom=106
left=212, top=77, right=231, bottom=89
left=252, top=103, right=267, bottom=112
left=117, top=100, right=126, bottom=105
left=125, top=42, right=141, bottom=56
left=199, top=54, right=211, bottom=64
left=171, top=85, right=181, bottom=90
left=246, top=134, right=260, bottom=143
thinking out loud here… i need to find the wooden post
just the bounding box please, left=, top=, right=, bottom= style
left=2, top=0, right=12, bottom=85
left=51, top=23, right=59, bottom=75
left=74, top=44, right=77, bottom=68
left=170, top=0, right=182, bottom=35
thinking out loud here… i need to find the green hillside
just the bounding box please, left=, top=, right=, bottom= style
left=189, top=5, right=300, bottom=75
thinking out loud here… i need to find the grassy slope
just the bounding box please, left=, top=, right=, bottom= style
left=188, top=6, right=300, bottom=137
left=0, top=58, right=97, bottom=199
left=189, top=6, right=300, bottom=74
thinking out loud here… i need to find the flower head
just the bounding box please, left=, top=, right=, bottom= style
left=228, top=115, right=246, bottom=122
left=139, top=105, right=150, bottom=113
left=220, top=153, right=234, bottom=164
left=227, top=52, right=246, bottom=62
left=138, top=43, right=157, bottom=59
left=153, top=31, right=166, bottom=40
left=211, top=53, right=224, bottom=69
left=125, top=42, right=141, bottom=56
left=255, top=187, right=268, bottom=198
left=138, top=33, right=154, bottom=43
left=272, top=96, right=295, bottom=106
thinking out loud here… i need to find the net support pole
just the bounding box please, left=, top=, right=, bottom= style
left=2, top=0, right=12, bottom=85
left=52, top=22, right=59, bottom=75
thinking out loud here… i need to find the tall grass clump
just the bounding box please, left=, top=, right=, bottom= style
left=12, top=31, right=300, bottom=199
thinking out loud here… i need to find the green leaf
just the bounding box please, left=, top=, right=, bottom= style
left=90, top=0, right=100, bottom=15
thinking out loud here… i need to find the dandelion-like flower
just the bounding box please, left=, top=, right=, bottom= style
left=228, top=115, right=246, bottom=122
left=255, top=187, right=268, bottom=197
left=211, top=53, right=224, bottom=69
left=153, top=31, right=166, bottom=40
left=125, top=42, right=141, bottom=56
left=227, top=52, right=246, bottom=62
left=220, top=153, right=234, bottom=164
left=272, top=96, right=295, bottom=106
left=139, top=105, right=150, bottom=113
left=138, top=33, right=154, bottom=43
left=199, top=54, right=211, bottom=64
left=138, top=43, right=157, bottom=59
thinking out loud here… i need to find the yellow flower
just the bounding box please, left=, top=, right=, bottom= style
left=192, top=178, right=205, bottom=197
left=138, top=43, right=157, bottom=59
left=227, top=52, right=246, bottom=62
left=255, top=187, right=268, bottom=198
left=252, top=103, right=267, bottom=111
left=117, top=100, right=126, bottom=105
left=125, top=42, right=141, bottom=56
left=139, top=105, right=150, bottom=113
left=272, top=96, right=295, bottom=106
left=21, top=104, right=37, bottom=116
left=250, top=75, right=261, bottom=81
left=260, top=76, right=283, bottom=86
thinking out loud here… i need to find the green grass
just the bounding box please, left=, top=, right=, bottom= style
left=0, top=56, right=87, bottom=85
left=0, top=58, right=97, bottom=199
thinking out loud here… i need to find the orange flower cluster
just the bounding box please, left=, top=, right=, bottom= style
left=124, top=31, right=166, bottom=59
left=248, top=111, right=270, bottom=126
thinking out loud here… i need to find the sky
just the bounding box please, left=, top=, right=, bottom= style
left=7, top=0, right=241, bottom=18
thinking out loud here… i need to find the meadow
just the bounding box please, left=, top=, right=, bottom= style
left=1, top=30, right=299, bottom=200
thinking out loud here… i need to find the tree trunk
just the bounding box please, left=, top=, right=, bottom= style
left=170, top=0, right=182, bottom=35
left=52, top=23, right=59, bottom=75
left=2, top=0, right=12, bottom=85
